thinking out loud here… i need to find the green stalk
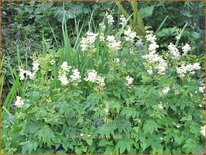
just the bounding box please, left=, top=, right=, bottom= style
left=131, top=0, right=138, bottom=27
left=175, top=23, right=188, bottom=47
left=156, top=15, right=169, bottom=33
left=114, top=0, right=133, bottom=25
left=46, top=17, right=59, bottom=48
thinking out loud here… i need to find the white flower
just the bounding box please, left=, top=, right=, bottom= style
left=176, top=63, right=201, bottom=77
left=147, top=69, right=153, bottom=75
left=148, top=42, right=159, bottom=52
left=19, top=68, right=26, bottom=80
left=106, top=35, right=116, bottom=42
left=200, top=125, right=205, bottom=136
left=145, top=33, right=156, bottom=43
left=175, top=35, right=180, bottom=40
left=80, top=32, right=98, bottom=51
left=70, top=69, right=81, bottom=84
left=143, top=52, right=167, bottom=75
left=192, top=63, right=201, bottom=70
left=113, top=58, right=120, bottom=63
left=182, top=43, right=191, bottom=55
left=19, top=67, right=36, bottom=80
left=162, top=87, right=170, bottom=95
left=61, top=62, right=70, bottom=72
left=106, top=13, right=114, bottom=25
left=32, top=60, right=39, bottom=71
left=84, top=70, right=98, bottom=83
left=158, top=103, right=164, bottom=109
left=168, top=43, right=180, bottom=59
left=86, top=32, right=98, bottom=43
left=106, top=35, right=121, bottom=51
left=80, top=133, right=84, bottom=137
left=124, top=27, right=136, bottom=42
left=15, top=96, right=24, bottom=108
left=96, top=76, right=105, bottom=87
left=126, top=76, right=134, bottom=86
left=50, top=59, right=55, bottom=65
left=99, top=23, right=106, bottom=31
left=199, top=86, right=205, bottom=93
left=28, top=72, right=36, bottom=80
left=120, top=14, right=126, bottom=25
left=176, top=124, right=181, bottom=128
left=58, top=73, right=69, bottom=85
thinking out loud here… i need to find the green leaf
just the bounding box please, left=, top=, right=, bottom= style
left=183, top=139, right=200, bottom=154
left=139, top=5, right=155, bottom=18
left=115, top=139, right=133, bottom=154
left=140, top=142, right=147, bottom=151
left=38, top=125, right=55, bottom=147
left=86, top=139, right=93, bottom=146
left=174, top=135, right=184, bottom=145
left=143, top=120, right=158, bottom=134
left=20, top=140, right=38, bottom=154
left=75, top=146, right=82, bottom=154
left=156, top=27, right=177, bottom=37
left=104, top=145, right=115, bottom=154
left=120, top=107, right=137, bottom=118
left=62, top=138, right=73, bottom=151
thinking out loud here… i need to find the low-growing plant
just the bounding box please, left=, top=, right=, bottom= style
left=2, top=11, right=205, bottom=154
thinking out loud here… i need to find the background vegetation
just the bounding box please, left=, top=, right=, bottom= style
left=1, top=1, right=205, bottom=154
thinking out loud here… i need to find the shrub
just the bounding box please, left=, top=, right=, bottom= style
left=2, top=12, right=205, bottom=154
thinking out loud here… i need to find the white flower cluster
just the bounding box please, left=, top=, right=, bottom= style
left=199, top=84, right=205, bottom=94
left=70, top=69, right=81, bottom=85
left=99, top=23, right=106, bottom=31
left=143, top=52, right=167, bottom=75
left=126, top=76, right=134, bottom=87
left=145, top=31, right=159, bottom=53
left=124, top=27, right=136, bottom=42
left=120, top=14, right=126, bottom=25
left=143, top=30, right=167, bottom=75
left=106, top=13, right=114, bottom=25
left=19, top=60, right=40, bottom=80
left=168, top=43, right=180, bottom=59
left=84, top=70, right=105, bottom=88
left=176, top=63, right=201, bottom=78
left=162, top=87, right=170, bottom=95
left=182, top=43, right=191, bottom=55
left=14, top=96, right=24, bottom=108
left=113, top=58, right=120, bottom=64
left=106, top=35, right=121, bottom=51
left=58, top=61, right=71, bottom=85
left=80, top=32, right=98, bottom=52
left=200, top=125, right=205, bottom=137
left=168, top=43, right=191, bottom=58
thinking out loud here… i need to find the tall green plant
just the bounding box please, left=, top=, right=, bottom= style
left=114, top=0, right=146, bottom=36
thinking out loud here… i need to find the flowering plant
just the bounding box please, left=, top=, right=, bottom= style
left=2, top=12, right=205, bottom=154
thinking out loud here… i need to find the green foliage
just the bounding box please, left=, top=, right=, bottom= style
left=2, top=1, right=205, bottom=154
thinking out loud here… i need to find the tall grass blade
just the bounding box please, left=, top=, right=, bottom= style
left=156, top=15, right=169, bottom=33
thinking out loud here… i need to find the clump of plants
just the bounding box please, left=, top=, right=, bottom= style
left=2, top=12, right=205, bottom=154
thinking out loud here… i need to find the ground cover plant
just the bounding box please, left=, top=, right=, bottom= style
left=2, top=1, right=205, bottom=154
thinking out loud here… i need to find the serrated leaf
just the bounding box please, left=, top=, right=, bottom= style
left=38, top=125, right=55, bottom=147
left=104, top=145, right=115, bottom=154
left=115, top=139, right=133, bottom=153
left=143, top=120, right=158, bottom=134
left=20, top=140, right=38, bottom=154
left=120, top=107, right=137, bottom=118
